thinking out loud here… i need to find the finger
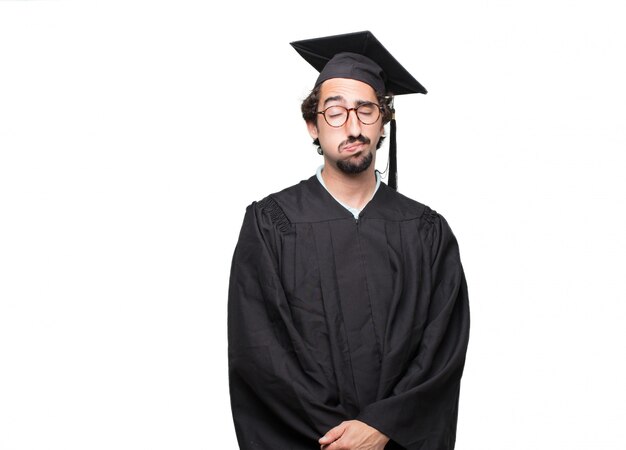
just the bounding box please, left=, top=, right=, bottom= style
left=319, top=422, right=348, bottom=445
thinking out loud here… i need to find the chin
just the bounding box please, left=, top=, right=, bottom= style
left=337, top=151, right=374, bottom=174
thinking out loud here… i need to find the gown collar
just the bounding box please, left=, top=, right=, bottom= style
left=315, top=165, right=381, bottom=220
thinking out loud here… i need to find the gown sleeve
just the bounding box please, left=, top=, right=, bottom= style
left=357, top=210, right=471, bottom=450
left=228, top=199, right=346, bottom=448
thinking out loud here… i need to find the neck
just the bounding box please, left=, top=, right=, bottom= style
left=321, top=161, right=377, bottom=210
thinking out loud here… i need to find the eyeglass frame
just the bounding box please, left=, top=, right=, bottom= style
left=316, top=102, right=382, bottom=128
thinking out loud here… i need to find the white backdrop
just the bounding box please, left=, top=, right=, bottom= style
left=1, top=1, right=625, bottom=449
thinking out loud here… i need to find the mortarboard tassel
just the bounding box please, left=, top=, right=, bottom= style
left=388, top=106, right=398, bottom=191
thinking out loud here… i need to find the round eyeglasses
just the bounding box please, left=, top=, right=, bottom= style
left=317, top=103, right=382, bottom=128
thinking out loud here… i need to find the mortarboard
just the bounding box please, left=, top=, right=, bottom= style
left=291, top=30, right=427, bottom=191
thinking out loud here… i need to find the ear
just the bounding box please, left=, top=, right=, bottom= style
left=307, top=121, right=319, bottom=140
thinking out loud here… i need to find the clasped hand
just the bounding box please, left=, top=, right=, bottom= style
left=319, top=420, right=389, bottom=450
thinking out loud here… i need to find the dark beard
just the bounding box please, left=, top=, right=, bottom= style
left=336, top=135, right=373, bottom=174
left=337, top=150, right=373, bottom=174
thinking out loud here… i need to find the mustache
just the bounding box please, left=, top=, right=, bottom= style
left=339, top=135, right=371, bottom=151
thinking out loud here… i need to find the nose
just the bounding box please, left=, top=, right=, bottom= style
left=345, top=108, right=362, bottom=137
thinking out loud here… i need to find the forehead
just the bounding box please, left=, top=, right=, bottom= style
left=319, top=78, right=378, bottom=103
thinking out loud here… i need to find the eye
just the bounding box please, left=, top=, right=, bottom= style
left=357, top=104, right=376, bottom=116
left=325, top=106, right=346, bottom=118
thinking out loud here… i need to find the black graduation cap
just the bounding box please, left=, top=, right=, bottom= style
left=291, top=31, right=427, bottom=191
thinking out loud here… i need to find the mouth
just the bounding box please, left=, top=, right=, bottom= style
left=341, top=142, right=365, bottom=153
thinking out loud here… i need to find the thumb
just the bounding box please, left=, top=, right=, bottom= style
left=319, top=422, right=348, bottom=445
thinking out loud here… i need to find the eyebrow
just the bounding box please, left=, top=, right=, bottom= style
left=322, top=95, right=345, bottom=107
left=322, top=96, right=376, bottom=107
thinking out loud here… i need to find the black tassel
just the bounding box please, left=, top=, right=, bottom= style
left=389, top=109, right=398, bottom=191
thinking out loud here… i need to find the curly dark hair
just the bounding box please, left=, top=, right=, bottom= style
left=301, top=83, right=394, bottom=150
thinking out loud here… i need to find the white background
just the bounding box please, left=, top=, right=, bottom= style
left=1, top=1, right=625, bottom=449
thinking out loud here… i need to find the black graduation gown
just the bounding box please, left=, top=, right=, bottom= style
left=228, top=176, right=470, bottom=450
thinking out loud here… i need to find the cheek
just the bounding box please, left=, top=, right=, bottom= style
left=365, top=125, right=384, bottom=141
left=318, top=127, right=342, bottom=145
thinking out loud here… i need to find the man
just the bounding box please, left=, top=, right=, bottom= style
left=228, top=31, right=470, bottom=450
